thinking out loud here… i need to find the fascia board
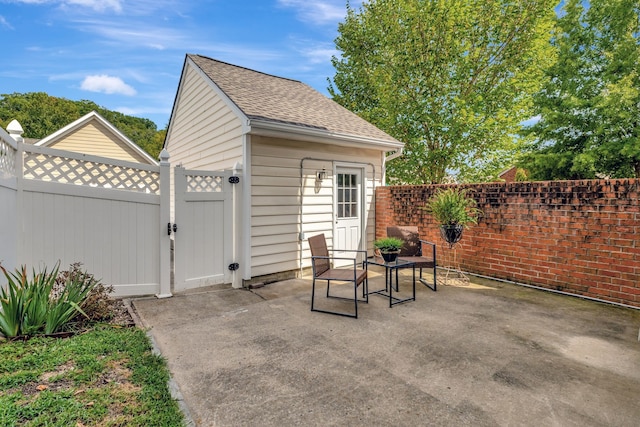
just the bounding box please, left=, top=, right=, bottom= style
left=247, top=119, right=404, bottom=151
left=35, top=112, right=98, bottom=147
left=35, top=111, right=158, bottom=165
left=185, top=56, right=251, bottom=134
left=93, top=112, right=159, bottom=165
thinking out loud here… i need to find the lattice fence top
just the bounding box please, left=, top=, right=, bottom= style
left=23, top=151, right=160, bottom=194
left=0, top=137, right=17, bottom=177
left=186, top=174, right=224, bottom=193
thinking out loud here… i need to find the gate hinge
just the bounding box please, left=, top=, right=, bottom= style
left=228, top=176, right=240, bottom=184
left=228, top=263, right=239, bottom=271
left=167, top=223, right=177, bottom=235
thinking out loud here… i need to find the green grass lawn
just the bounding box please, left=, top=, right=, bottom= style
left=0, top=326, right=184, bottom=426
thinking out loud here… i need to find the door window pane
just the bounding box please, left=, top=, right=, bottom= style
left=337, top=173, right=358, bottom=219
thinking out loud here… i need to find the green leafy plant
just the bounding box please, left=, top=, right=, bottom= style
left=425, top=188, right=482, bottom=228
left=515, top=168, right=529, bottom=182
left=0, top=263, right=96, bottom=339
left=373, top=237, right=404, bottom=252
left=0, top=267, right=25, bottom=338
left=55, top=263, right=114, bottom=323
left=44, top=271, right=94, bottom=335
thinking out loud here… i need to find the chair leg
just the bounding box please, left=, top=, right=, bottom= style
left=354, top=283, right=358, bottom=318
left=311, top=279, right=366, bottom=319
left=417, top=267, right=437, bottom=292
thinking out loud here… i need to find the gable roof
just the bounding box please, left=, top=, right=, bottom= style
left=187, top=54, right=402, bottom=149
left=36, top=111, right=158, bottom=165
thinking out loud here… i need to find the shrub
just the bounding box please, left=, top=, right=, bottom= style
left=515, top=168, right=529, bottom=181
left=0, top=262, right=98, bottom=339
left=55, top=263, right=115, bottom=323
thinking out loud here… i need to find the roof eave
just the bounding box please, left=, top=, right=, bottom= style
left=36, top=111, right=158, bottom=165
left=247, top=119, right=404, bottom=151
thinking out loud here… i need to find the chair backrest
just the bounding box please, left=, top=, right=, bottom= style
left=308, top=234, right=330, bottom=275
left=387, top=226, right=420, bottom=256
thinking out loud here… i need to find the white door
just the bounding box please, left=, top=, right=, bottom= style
left=174, top=167, right=233, bottom=292
left=334, top=167, right=363, bottom=265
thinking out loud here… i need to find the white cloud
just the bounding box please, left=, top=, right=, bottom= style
left=66, top=0, right=122, bottom=12
left=13, top=0, right=123, bottom=12
left=80, top=74, right=136, bottom=96
left=301, top=46, right=338, bottom=64
left=72, top=19, right=187, bottom=50
left=277, top=0, right=348, bottom=25
left=0, top=15, right=14, bottom=29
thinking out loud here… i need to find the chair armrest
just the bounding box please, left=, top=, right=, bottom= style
left=326, top=249, right=368, bottom=256
left=312, top=255, right=362, bottom=262
left=418, top=240, right=436, bottom=262
left=311, top=255, right=367, bottom=271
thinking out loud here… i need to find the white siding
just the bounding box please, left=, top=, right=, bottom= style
left=48, top=120, right=150, bottom=164
left=250, top=136, right=382, bottom=277
left=165, top=64, right=244, bottom=171
left=165, top=64, right=245, bottom=222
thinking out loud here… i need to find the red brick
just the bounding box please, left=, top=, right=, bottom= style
left=376, top=178, right=640, bottom=308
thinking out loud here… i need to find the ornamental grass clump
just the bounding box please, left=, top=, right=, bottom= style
left=0, top=262, right=97, bottom=339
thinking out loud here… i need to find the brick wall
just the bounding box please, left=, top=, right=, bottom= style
left=376, top=179, right=640, bottom=308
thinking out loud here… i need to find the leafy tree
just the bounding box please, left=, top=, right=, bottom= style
left=521, top=0, right=640, bottom=180
left=0, top=92, right=165, bottom=159
left=329, top=0, right=556, bottom=183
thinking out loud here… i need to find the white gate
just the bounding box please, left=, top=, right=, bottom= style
left=173, top=167, right=234, bottom=292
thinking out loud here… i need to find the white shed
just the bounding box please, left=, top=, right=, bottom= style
left=164, top=54, right=403, bottom=288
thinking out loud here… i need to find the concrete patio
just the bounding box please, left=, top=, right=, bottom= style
left=131, top=269, right=640, bottom=426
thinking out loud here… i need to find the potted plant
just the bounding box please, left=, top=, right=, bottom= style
left=373, top=237, right=405, bottom=263
left=425, top=188, right=481, bottom=247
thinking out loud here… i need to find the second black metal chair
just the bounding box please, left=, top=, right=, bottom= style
left=387, top=226, right=437, bottom=291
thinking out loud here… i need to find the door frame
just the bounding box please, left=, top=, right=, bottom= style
left=333, top=163, right=366, bottom=255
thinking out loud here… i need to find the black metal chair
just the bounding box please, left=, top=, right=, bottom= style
left=308, top=233, right=368, bottom=318
left=387, top=226, right=437, bottom=291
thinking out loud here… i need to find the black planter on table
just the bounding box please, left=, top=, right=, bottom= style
left=381, top=251, right=400, bottom=263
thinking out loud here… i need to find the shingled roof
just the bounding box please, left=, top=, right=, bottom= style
left=188, top=54, right=400, bottom=145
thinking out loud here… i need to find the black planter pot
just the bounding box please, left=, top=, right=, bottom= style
left=381, top=251, right=400, bottom=263
left=440, top=224, right=464, bottom=246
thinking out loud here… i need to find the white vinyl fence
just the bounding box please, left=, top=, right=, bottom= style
left=0, top=138, right=171, bottom=297
left=0, top=128, right=18, bottom=272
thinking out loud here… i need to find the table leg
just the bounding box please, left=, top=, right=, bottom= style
left=385, top=267, right=389, bottom=292
left=395, top=267, right=399, bottom=292
left=388, top=267, right=393, bottom=307
left=412, top=264, right=416, bottom=301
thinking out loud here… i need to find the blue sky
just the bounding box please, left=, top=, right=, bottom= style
left=0, top=0, right=361, bottom=128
